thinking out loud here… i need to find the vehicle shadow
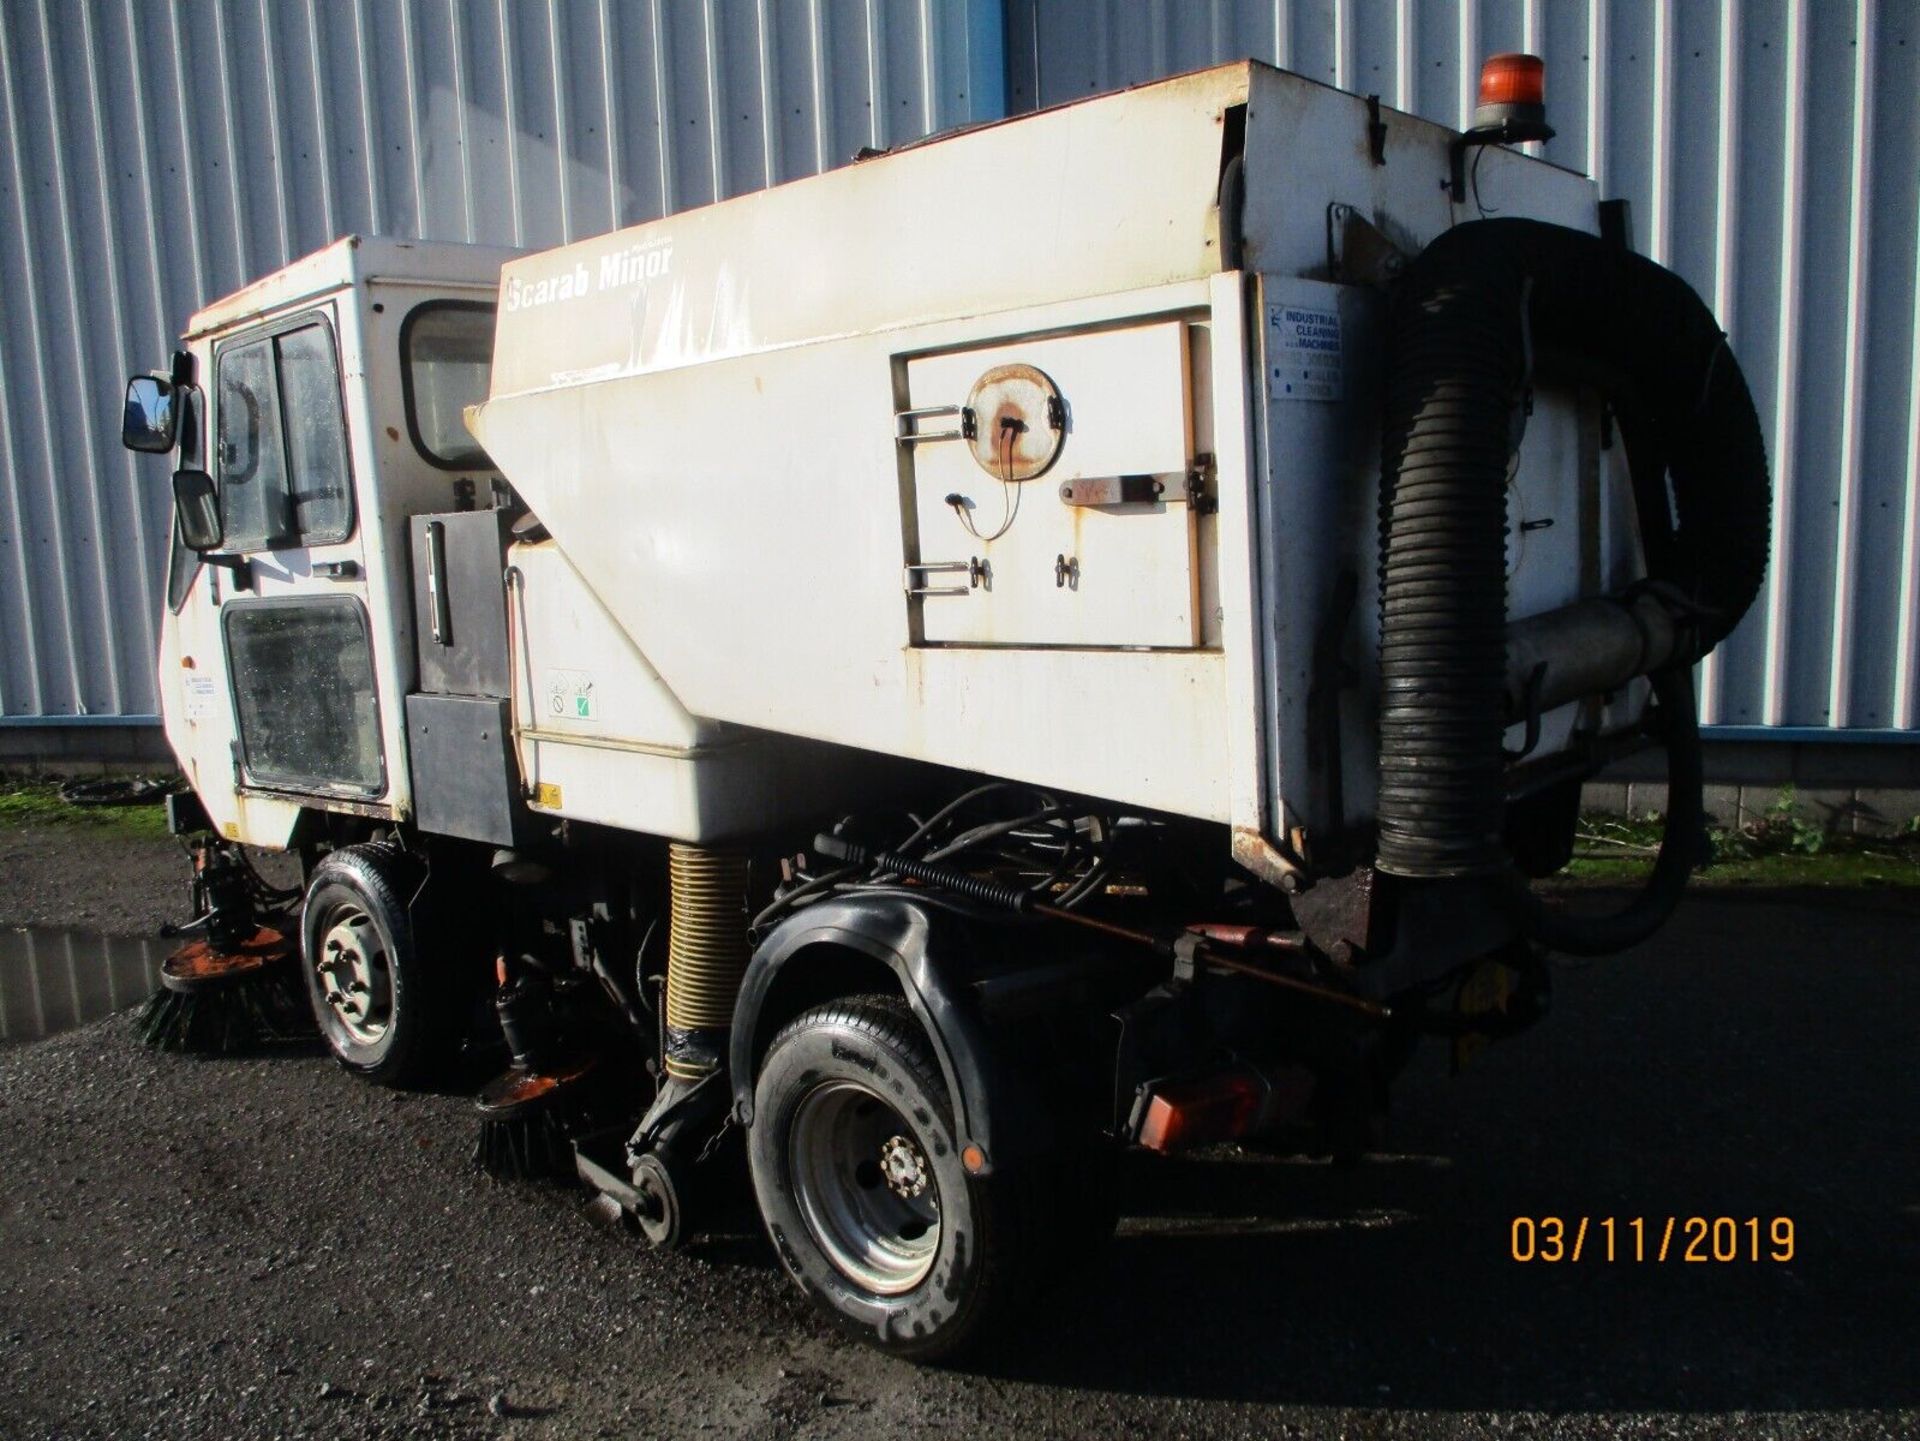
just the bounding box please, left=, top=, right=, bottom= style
left=971, top=892, right=1920, bottom=1413
left=973, top=1147, right=1912, bottom=1412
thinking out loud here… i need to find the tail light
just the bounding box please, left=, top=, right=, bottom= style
left=1133, top=1064, right=1315, bottom=1153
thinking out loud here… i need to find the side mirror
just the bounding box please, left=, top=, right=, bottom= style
left=172, top=469, right=222, bottom=551
left=123, top=375, right=176, bottom=453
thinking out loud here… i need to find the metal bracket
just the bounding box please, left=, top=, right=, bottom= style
left=1598, top=198, right=1635, bottom=253
left=1058, top=475, right=1163, bottom=507
left=1170, top=932, right=1203, bottom=985
left=1365, top=94, right=1387, bottom=165
left=1502, top=661, right=1549, bottom=762
left=1448, top=119, right=1556, bottom=203
left=1185, top=453, right=1218, bottom=515
left=895, top=404, right=975, bottom=445
left=1327, top=204, right=1407, bottom=289
left=1229, top=827, right=1308, bottom=895
left=903, top=558, right=985, bottom=597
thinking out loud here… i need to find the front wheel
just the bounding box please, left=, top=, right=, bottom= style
left=300, top=844, right=458, bottom=1086
left=747, top=996, right=1045, bottom=1361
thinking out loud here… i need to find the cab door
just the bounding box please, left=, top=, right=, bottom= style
left=199, top=306, right=385, bottom=807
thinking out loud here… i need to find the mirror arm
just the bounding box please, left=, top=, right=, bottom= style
left=200, top=553, right=251, bottom=589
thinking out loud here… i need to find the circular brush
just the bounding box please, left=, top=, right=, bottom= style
left=472, top=1059, right=600, bottom=1182
left=137, top=928, right=311, bottom=1053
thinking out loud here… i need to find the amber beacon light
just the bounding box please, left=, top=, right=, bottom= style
left=1475, top=52, right=1549, bottom=132
left=1450, top=52, right=1554, bottom=199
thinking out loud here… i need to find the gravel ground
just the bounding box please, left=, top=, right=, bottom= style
left=0, top=816, right=297, bottom=938
left=1, top=834, right=1917, bottom=1438
left=0, top=825, right=186, bottom=937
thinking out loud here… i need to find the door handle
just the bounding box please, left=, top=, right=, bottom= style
left=313, top=560, right=359, bottom=580
left=425, top=520, right=450, bottom=644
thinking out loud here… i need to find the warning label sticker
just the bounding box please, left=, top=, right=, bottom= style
left=1268, top=304, right=1344, bottom=402
left=545, top=668, right=598, bottom=722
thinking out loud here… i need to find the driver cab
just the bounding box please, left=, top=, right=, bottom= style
left=122, top=237, right=522, bottom=849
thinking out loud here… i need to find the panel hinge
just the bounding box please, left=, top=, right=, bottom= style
left=1185, top=453, right=1218, bottom=515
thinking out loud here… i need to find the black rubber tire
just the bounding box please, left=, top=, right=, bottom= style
left=747, top=995, right=1049, bottom=1361
left=300, top=844, right=460, bottom=1087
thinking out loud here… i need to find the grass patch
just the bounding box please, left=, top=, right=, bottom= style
left=0, top=780, right=176, bottom=841
left=1567, top=786, right=1920, bottom=889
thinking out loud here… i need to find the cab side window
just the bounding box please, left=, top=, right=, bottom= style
left=400, top=301, right=496, bottom=470
left=214, top=317, right=352, bottom=552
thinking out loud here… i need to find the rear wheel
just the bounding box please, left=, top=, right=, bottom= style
left=748, top=996, right=1048, bottom=1360
left=301, top=844, right=459, bottom=1086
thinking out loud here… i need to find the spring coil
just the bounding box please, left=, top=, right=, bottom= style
left=814, top=835, right=1034, bottom=912
left=867, top=848, right=1033, bottom=912
left=664, top=844, right=752, bottom=1034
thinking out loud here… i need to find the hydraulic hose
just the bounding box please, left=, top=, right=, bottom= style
left=1374, top=219, right=1769, bottom=891
left=1512, top=665, right=1702, bottom=956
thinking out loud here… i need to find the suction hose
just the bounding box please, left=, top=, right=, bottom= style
left=664, top=844, right=753, bottom=1080
left=1375, top=220, right=1768, bottom=941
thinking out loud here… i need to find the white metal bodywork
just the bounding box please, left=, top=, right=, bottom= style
left=468, top=61, right=1621, bottom=860
left=481, top=276, right=1240, bottom=828
left=158, top=237, right=522, bottom=847
left=158, top=64, right=1634, bottom=862
left=505, top=540, right=882, bottom=838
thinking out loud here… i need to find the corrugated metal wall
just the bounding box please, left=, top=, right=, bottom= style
left=4, top=1, right=1918, bottom=743
left=0, top=0, right=1000, bottom=724
left=1007, top=0, right=1920, bottom=735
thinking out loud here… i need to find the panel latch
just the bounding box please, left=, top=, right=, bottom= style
left=903, top=558, right=986, bottom=597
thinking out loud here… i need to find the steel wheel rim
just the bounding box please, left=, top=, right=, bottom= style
left=315, top=906, right=392, bottom=1047
left=788, top=1080, right=941, bottom=1296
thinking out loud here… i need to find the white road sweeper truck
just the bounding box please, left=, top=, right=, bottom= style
left=120, top=59, right=1768, bottom=1357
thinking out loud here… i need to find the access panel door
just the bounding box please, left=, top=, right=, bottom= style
left=901, top=320, right=1200, bottom=648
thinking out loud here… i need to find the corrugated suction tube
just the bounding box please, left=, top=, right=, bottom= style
left=664, top=844, right=752, bottom=1079
left=1375, top=219, right=1769, bottom=882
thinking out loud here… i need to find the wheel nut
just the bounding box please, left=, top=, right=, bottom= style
left=878, top=1135, right=929, bottom=1199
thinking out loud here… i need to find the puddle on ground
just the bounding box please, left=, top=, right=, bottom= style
left=0, top=927, right=165, bottom=1043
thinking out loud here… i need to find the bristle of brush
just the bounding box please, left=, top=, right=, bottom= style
left=474, top=1108, right=578, bottom=1183
left=135, top=969, right=312, bottom=1053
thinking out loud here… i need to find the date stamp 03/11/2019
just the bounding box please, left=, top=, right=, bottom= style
left=1510, top=1216, right=1797, bottom=1264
